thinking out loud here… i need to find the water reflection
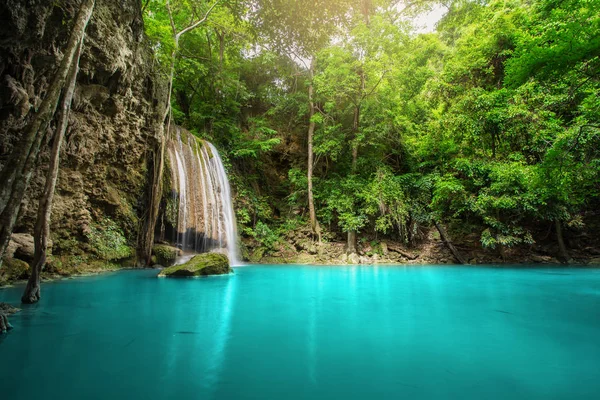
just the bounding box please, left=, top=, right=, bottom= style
left=1, top=266, right=599, bottom=400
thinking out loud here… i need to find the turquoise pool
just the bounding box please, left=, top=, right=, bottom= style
left=1, top=264, right=599, bottom=399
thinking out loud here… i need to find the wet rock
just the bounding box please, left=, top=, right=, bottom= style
left=588, top=257, right=600, bottom=265
left=348, top=253, right=360, bottom=265
left=158, top=253, right=231, bottom=277
left=0, top=303, right=20, bottom=315
left=359, top=256, right=372, bottom=264
left=151, top=244, right=181, bottom=267
left=531, top=255, right=559, bottom=264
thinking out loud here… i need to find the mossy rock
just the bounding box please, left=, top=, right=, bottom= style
left=0, top=258, right=30, bottom=283
left=158, top=253, right=231, bottom=277
left=248, top=247, right=265, bottom=263
left=152, top=244, right=181, bottom=266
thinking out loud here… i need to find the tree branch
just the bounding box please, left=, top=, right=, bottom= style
left=177, top=0, right=221, bottom=39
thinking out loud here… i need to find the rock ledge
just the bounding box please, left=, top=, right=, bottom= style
left=158, top=253, right=231, bottom=277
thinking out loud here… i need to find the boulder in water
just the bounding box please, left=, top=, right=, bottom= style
left=158, top=253, right=231, bottom=277
left=152, top=245, right=181, bottom=267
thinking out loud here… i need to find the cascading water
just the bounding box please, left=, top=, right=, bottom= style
left=167, top=127, right=239, bottom=265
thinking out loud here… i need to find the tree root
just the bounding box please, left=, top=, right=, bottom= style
left=0, top=303, right=19, bottom=333
left=0, top=313, right=13, bottom=333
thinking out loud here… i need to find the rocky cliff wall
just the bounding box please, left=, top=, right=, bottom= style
left=0, top=0, right=166, bottom=273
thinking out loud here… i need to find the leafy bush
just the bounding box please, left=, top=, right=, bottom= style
left=86, top=219, right=133, bottom=261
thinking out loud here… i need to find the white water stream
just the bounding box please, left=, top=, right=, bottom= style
left=167, top=127, right=239, bottom=265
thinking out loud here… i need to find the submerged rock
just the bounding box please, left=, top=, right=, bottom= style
left=158, top=253, right=231, bottom=277
left=152, top=245, right=181, bottom=267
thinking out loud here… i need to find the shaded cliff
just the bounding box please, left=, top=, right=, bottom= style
left=0, top=0, right=166, bottom=279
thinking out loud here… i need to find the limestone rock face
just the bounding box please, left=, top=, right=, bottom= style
left=0, top=0, right=166, bottom=262
left=158, top=253, right=231, bottom=277
left=5, top=233, right=54, bottom=262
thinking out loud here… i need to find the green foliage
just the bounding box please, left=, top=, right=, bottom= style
left=143, top=0, right=600, bottom=252
left=86, top=219, right=133, bottom=261
left=244, top=221, right=279, bottom=250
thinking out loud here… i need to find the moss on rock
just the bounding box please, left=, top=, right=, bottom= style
left=0, top=258, right=30, bottom=285
left=249, top=247, right=265, bottom=263
left=152, top=244, right=181, bottom=266
left=158, top=253, right=231, bottom=277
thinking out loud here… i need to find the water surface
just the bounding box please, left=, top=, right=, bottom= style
left=1, top=264, right=599, bottom=399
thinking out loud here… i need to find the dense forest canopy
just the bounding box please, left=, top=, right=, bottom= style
left=143, top=0, right=600, bottom=261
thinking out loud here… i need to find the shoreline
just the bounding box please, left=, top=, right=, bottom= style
left=4, top=260, right=600, bottom=291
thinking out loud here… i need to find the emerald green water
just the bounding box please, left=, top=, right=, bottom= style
left=1, top=265, right=599, bottom=399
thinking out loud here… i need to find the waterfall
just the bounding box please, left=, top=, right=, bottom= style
left=166, top=127, right=239, bottom=265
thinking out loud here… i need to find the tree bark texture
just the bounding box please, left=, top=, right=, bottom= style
left=434, top=220, right=467, bottom=264
left=307, top=60, right=321, bottom=242
left=555, top=219, right=570, bottom=263
left=21, top=35, right=85, bottom=304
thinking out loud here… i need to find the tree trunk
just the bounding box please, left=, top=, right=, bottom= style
left=351, top=105, right=359, bottom=171
left=0, top=0, right=95, bottom=262
left=217, top=29, right=225, bottom=72
left=555, top=219, right=570, bottom=263
left=21, top=38, right=84, bottom=304
left=0, top=313, right=13, bottom=333
left=139, top=126, right=166, bottom=266
left=138, top=33, right=178, bottom=265
left=434, top=220, right=467, bottom=264
left=346, top=105, right=360, bottom=252
left=347, top=69, right=363, bottom=252
left=347, top=230, right=357, bottom=254
left=307, top=60, right=321, bottom=242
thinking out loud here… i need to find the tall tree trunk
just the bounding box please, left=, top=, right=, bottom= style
left=434, top=220, right=467, bottom=264
left=347, top=69, right=364, bottom=253
left=351, top=105, right=360, bottom=171
left=347, top=230, right=357, bottom=254
left=217, top=29, right=225, bottom=72
left=0, top=0, right=95, bottom=263
left=22, top=39, right=85, bottom=304
left=555, top=219, right=570, bottom=263
left=139, top=133, right=164, bottom=265
left=307, top=60, right=321, bottom=242
left=140, top=36, right=177, bottom=263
